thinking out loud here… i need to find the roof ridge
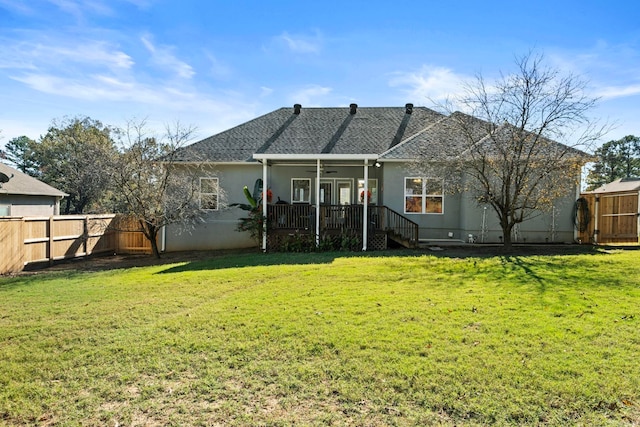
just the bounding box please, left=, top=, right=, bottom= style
left=379, top=114, right=448, bottom=158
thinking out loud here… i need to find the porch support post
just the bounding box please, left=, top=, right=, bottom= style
left=362, top=160, right=369, bottom=251
left=262, top=160, right=268, bottom=252
left=316, top=158, right=321, bottom=247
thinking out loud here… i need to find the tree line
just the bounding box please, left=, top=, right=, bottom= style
left=0, top=117, right=207, bottom=258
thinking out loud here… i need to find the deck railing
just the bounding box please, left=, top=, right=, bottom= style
left=267, top=204, right=418, bottom=246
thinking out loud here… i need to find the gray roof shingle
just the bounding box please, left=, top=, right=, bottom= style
left=174, top=105, right=445, bottom=162
left=174, top=105, right=586, bottom=163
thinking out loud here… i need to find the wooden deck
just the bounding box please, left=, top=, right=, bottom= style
left=266, top=204, right=418, bottom=250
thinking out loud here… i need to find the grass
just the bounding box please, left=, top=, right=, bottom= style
left=0, top=249, right=639, bottom=426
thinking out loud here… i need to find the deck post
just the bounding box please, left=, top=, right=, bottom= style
left=362, top=160, right=369, bottom=251
left=262, top=160, right=268, bottom=252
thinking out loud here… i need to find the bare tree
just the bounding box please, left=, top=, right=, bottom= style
left=110, top=119, right=214, bottom=258
left=427, top=52, right=605, bottom=248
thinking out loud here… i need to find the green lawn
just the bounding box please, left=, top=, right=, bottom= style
left=1, top=249, right=639, bottom=426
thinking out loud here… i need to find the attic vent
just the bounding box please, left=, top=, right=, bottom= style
left=294, top=104, right=302, bottom=114
left=349, top=103, right=357, bottom=114
left=405, top=103, right=413, bottom=114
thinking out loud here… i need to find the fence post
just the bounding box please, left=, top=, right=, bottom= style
left=48, top=216, right=54, bottom=266
left=83, top=216, right=88, bottom=257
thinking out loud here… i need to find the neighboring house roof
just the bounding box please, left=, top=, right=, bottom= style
left=0, top=163, right=67, bottom=198
left=175, top=104, right=586, bottom=163
left=589, top=177, right=640, bottom=193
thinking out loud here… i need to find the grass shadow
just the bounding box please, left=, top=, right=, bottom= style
left=156, top=251, right=342, bottom=274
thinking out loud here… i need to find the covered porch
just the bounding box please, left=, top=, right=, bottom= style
left=253, top=153, right=418, bottom=251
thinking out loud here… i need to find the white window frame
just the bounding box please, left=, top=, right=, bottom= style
left=291, top=178, right=311, bottom=203
left=404, top=177, right=444, bottom=214
left=0, top=204, right=11, bottom=216
left=199, top=177, right=219, bottom=211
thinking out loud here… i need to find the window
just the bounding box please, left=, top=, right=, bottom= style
left=200, top=177, right=219, bottom=210
left=404, top=177, right=443, bottom=214
left=0, top=204, right=10, bottom=216
left=357, top=179, right=378, bottom=204
left=291, top=178, right=311, bottom=203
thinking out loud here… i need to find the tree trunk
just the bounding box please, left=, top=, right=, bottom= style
left=140, top=220, right=162, bottom=259
left=149, top=233, right=162, bottom=259
left=501, top=222, right=513, bottom=251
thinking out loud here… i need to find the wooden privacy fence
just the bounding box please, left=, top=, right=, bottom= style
left=0, top=214, right=153, bottom=274
left=576, top=192, right=640, bottom=244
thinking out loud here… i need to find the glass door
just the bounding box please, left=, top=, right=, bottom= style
left=319, top=180, right=333, bottom=205
left=337, top=180, right=352, bottom=205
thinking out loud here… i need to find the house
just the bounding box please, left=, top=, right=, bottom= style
left=577, top=177, right=640, bottom=244
left=167, top=104, right=583, bottom=251
left=0, top=163, right=67, bottom=216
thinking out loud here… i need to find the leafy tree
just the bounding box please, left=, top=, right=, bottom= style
left=33, top=116, right=118, bottom=214
left=3, top=136, right=38, bottom=175
left=428, top=52, right=605, bottom=249
left=109, top=119, right=214, bottom=258
left=585, top=135, right=640, bottom=190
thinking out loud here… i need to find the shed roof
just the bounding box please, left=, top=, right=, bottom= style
left=0, top=163, right=67, bottom=197
left=590, top=177, right=640, bottom=193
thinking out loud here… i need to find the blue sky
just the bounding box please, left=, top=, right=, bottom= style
left=1, top=0, right=640, bottom=149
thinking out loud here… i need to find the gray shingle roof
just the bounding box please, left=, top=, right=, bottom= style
left=380, top=112, right=489, bottom=160
left=0, top=163, right=67, bottom=197
left=174, top=105, right=586, bottom=163
left=174, top=105, right=445, bottom=162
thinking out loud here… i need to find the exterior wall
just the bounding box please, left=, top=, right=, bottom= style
left=165, top=163, right=263, bottom=251
left=0, top=194, right=61, bottom=217
left=382, top=162, right=579, bottom=244
left=382, top=162, right=465, bottom=240
left=165, top=162, right=383, bottom=251
left=166, top=161, right=581, bottom=251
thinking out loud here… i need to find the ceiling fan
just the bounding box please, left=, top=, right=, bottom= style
left=305, top=167, right=338, bottom=174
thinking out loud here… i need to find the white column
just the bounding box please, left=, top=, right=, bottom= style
left=262, top=160, right=268, bottom=252
left=362, top=160, right=369, bottom=251
left=316, top=159, right=321, bottom=247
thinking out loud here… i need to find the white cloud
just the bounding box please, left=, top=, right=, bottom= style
left=0, top=38, right=133, bottom=71
left=205, top=52, right=232, bottom=79
left=388, top=65, right=470, bottom=104
left=272, top=31, right=322, bottom=54
left=288, top=85, right=332, bottom=106
left=141, top=35, right=195, bottom=79
left=260, top=86, right=274, bottom=97
left=595, top=84, right=640, bottom=100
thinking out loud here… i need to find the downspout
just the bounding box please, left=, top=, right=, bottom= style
left=362, top=160, right=369, bottom=251
left=262, top=160, right=268, bottom=252
left=316, top=159, right=321, bottom=247
left=161, top=224, right=166, bottom=252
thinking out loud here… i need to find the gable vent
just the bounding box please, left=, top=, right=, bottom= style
left=349, top=103, right=358, bottom=114
left=293, top=103, right=302, bottom=114
left=405, top=103, right=413, bottom=114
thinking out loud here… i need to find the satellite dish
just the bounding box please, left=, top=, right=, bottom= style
left=0, top=172, right=12, bottom=183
